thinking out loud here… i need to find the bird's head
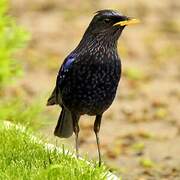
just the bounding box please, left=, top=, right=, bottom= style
left=84, top=9, right=140, bottom=43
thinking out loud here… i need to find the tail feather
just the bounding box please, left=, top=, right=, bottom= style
left=54, top=107, right=73, bottom=138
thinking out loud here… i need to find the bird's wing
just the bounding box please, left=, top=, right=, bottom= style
left=47, top=54, right=76, bottom=106
left=57, top=54, right=76, bottom=87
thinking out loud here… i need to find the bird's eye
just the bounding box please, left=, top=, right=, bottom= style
left=104, top=18, right=111, bottom=23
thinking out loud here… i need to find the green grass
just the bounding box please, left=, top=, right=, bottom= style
left=0, top=121, right=113, bottom=180
left=0, top=0, right=29, bottom=88
left=0, top=96, right=52, bottom=130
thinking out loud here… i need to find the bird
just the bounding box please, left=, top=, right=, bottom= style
left=47, top=9, right=139, bottom=166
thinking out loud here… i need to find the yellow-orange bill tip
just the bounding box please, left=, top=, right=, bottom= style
left=113, top=18, right=140, bottom=26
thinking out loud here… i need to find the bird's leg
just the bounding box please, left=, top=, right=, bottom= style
left=72, top=114, right=80, bottom=158
left=94, top=114, right=102, bottom=167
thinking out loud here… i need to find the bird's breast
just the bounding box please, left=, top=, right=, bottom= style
left=62, top=54, right=121, bottom=115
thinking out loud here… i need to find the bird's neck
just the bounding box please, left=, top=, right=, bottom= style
left=75, top=32, right=119, bottom=55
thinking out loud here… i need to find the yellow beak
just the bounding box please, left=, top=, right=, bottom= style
left=113, top=18, right=140, bottom=26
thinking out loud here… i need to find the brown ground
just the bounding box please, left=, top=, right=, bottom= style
left=10, top=0, right=180, bottom=179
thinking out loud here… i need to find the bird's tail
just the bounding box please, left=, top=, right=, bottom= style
left=54, top=107, right=74, bottom=138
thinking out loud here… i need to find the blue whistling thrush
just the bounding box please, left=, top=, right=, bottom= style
left=47, top=9, right=139, bottom=166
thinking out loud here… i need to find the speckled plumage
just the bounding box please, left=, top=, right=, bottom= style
left=61, top=44, right=121, bottom=115
left=47, top=9, right=132, bottom=165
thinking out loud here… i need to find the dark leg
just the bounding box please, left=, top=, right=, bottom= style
left=72, top=113, right=80, bottom=158
left=94, top=114, right=102, bottom=167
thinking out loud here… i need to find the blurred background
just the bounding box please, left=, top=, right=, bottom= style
left=1, top=0, right=180, bottom=179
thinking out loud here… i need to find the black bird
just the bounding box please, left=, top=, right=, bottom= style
left=47, top=9, right=139, bottom=166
